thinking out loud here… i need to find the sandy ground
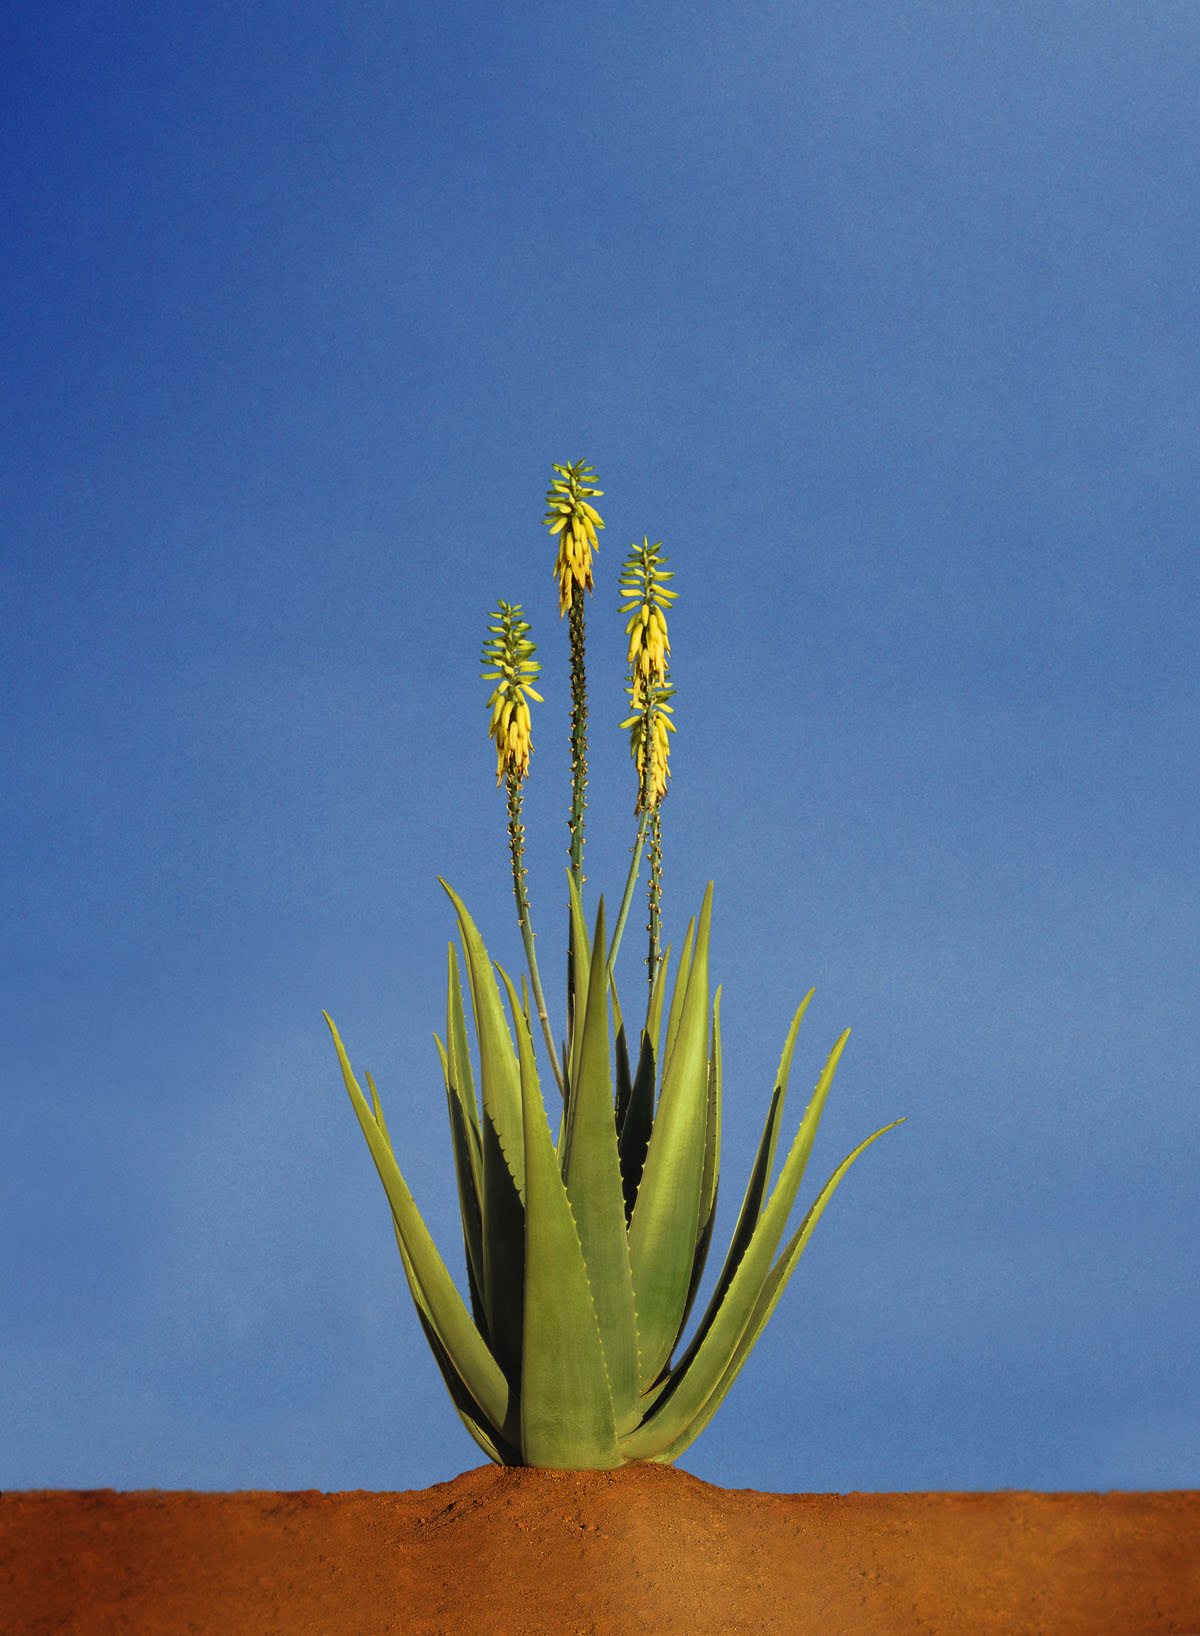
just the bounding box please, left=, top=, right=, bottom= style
left=3, top=1463, right=1198, bottom=1635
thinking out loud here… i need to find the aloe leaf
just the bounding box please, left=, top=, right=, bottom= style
left=646, top=942, right=671, bottom=1060
left=678, top=987, right=722, bottom=1341
left=324, top=1013, right=509, bottom=1436
left=616, top=944, right=671, bottom=1209
left=439, top=882, right=524, bottom=1195
left=609, top=972, right=637, bottom=1141
left=645, top=1119, right=905, bottom=1463
left=659, top=916, right=695, bottom=1084
left=432, top=1040, right=487, bottom=1339
left=559, top=902, right=641, bottom=1431
left=366, top=1066, right=493, bottom=1369
left=479, top=1101, right=525, bottom=1392
left=628, top=884, right=714, bottom=1388
left=620, top=1025, right=851, bottom=1458
left=673, top=993, right=813, bottom=1368
left=609, top=971, right=626, bottom=1060
left=565, top=870, right=591, bottom=1095
left=613, top=1017, right=633, bottom=1138
left=373, top=1061, right=489, bottom=1336
left=438, top=882, right=527, bottom=1388
left=406, top=1288, right=518, bottom=1465
left=699, top=989, right=724, bottom=1237
left=617, top=1026, right=656, bottom=1224
left=444, top=946, right=485, bottom=1286
left=445, top=942, right=480, bottom=1143
left=497, top=967, right=621, bottom=1468
left=387, top=1211, right=517, bottom=1465
left=439, top=1018, right=483, bottom=1189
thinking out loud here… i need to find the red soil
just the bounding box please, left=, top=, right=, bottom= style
left=3, top=1464, right=1198, bottom=1635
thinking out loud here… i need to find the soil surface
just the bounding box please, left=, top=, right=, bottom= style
left=3, top=1465, right=1198, bottom=1635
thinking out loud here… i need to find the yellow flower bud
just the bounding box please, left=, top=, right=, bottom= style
left=544, top=462, right=604, bottom=615
left=482, top=602, right=541, bottom=786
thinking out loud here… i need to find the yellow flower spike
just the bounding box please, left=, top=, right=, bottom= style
left=620, top=535, right=677, bottom=813
left=481, top=601, right=542, bottom=787
left=619, top=537, right=675, bottom=688
left=476, top=597, right=565, bottom=1099
left=621, top=677, right=676, bottom=813
left=544, top=461, right=604, bottom=616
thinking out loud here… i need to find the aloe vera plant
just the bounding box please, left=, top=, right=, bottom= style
left=325, top=463, right=900, bottom=1468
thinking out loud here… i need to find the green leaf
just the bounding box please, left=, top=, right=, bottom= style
left=369, top=1073, right=510, bottom=1459
left=432, top=1042, right=486, bottom=1337
left=439, top=882, right=524, bottom=1195
left=324, top=1013, right=509, bottom=1438
left=646, top=942, right=672, bottom=1059
left=700, top=990, right=723, bottom=1240
left=615, top=951, right=669, bottom=1224
left=628, top=884, right=714, bottom=1388
left=497, top=968, right=620, bottom=1469
left=608, top=970, right=625, bottom=1048
left=479, top=1100, right=525, bottom=1396
left=560, top=902, right=641, bottom=1432
left=439, top=945, right=486, bottom=1326
left=678, top=987, right=722, bottom=1340
left=617, top=1027, right=655, bottom=1225
left=615, top=950, right=672, bottom=1229
left=566, top=870, right=591, bottom=1097
left=646, top=1120, right=905, bottom=1463
left=620, top=1024, right=852, bottom=1459
left=439, top=883, right=526, bottom=1391
left=611, top=975, right=633, bottom=1137
left=675, top=993, right=813, bottom=1365
left=445, top=942, right=481, bottom=1152
left=660, top=916, right=695, bottom=1084
left=390, top=1217, right=518, bottom=1465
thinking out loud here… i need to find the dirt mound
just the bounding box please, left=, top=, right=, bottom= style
left=3, top=1463, right=1198, bottom=1634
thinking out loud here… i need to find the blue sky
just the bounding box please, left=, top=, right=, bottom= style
left=4, top=0, right=1198, bottom=1494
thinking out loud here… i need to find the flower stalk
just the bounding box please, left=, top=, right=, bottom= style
left=544, top=460, right=604, bottom=1038
left=567, top=595, right=588, bottom=891
left=619, top=538, right=677, bottom=991
left=481, top=602, right=563, bottom=1097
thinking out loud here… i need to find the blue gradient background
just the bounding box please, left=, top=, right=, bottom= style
left=4, top=1, right=1198, bottom=1494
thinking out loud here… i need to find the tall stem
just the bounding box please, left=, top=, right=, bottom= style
left=565, top=594, right=588, bottom=1045
left=607, top=804, right=651, bottom=981
left=507, top=766, right=564, bottom=1099
left=647, top=804, right=663, bottom=995
left=634, top=686, right=664, bottom=995
left=567, top=595, right=588, bottom=884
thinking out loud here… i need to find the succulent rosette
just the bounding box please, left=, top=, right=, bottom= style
left=325, top=461, right=900, bottom=1469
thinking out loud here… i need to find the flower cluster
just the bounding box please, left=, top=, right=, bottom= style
left=543, top=461, right=604, bottom=615
left=481, top=602, right=542, bottom=785
left=622, top=678, right=676, bottom=811
left=619, top=537, right=676, bottom=685
left=618, top=538, right=677, bottom=812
